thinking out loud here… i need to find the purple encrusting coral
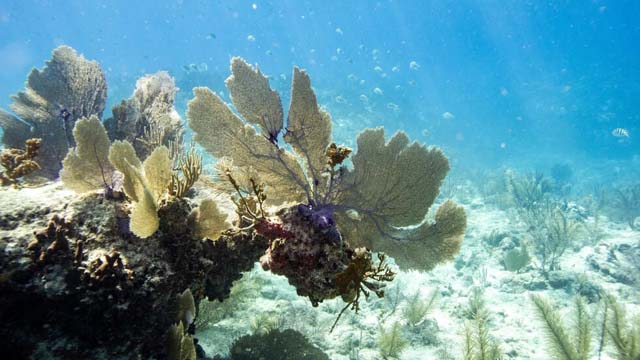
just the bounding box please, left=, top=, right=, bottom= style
left=261, top=204, right=352, bottom=306
left=297, top=202, right=341, bottom=245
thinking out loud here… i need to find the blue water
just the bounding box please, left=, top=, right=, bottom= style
left=2, top=0, right=638, bottom=175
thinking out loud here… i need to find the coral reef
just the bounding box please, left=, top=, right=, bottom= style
left=0, top=185, right=268, bottom=358
left=1, top=49, right=467, bottom=358
left=187, top=57, right=466, bottom=309
left=0, top=46, right=107, bottom=178
left=104, top=71, right=184, bottom=160
left=0, top=138, right=41, bottom=186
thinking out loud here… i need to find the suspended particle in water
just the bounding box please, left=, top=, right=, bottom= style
left=373, top=87, right=383, bottom=95
left=500, top=87, right=508, bottom=96
left=442, top=111, right=454, bottom=120
left=252, top=3, right=257, bottom=10
left=392, top=66, right=400, bottom=72
left=279, top=73, right=287, bottom=81
left=330, top=55, right=338, bottom=61
left=386, top=102, right=399, bottom=111
left=335, top=95, right=347, bottom=104
left=359, top=94, right=368, bottom=102
left=336, top=47, right=343, bottom=55
left=347, top=74, right=357, bottom=82
left=374, top=66, right=383, bottom=72
left=247, top=34, right=256, bottom=42
left=336, top=27, right=343, bottom=35
left=500, top=142, right=507, bottom=149
left=456, top=132, right=465, bottom=141
left=421, top=128, right=430, bottom=137
left=409, top=60, right=420, bottom=70
left=359, top=79, right=365, bottom=85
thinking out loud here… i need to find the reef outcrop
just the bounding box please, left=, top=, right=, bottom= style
left=0, top=185, right=268, bottom=358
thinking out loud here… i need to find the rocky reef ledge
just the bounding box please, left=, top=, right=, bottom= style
left=0, top=182, right=268, bottom=359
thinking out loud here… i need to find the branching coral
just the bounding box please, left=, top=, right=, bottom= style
left=187, top=57, right=466, bottom=318
left=0, top=138, right=41, bottom=186
left=332, top=249, right=396, bottom=331
left=105, top=71, right=184, bottom=160
left=0, top=46, right=107, bottom=178
left=169, top=146, right=202, bottom=198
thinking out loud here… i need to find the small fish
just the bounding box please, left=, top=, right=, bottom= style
left=206, top=32, right=216, bottom=40
left=387, top=102, right=399, bottom=111
left=409, top=60, right=420, bottom=70
left=442, top=111, right=455, bottom=120
left=612, top=127, right=630, bottom=138
left=373, top=87, right=383, bottom=95
left=247, top=34, right=256, bottom=42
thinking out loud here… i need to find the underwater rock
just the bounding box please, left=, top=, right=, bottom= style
left=228, top=329, right=329, bottom=360
left=587, top=242, right=639, bottom=285
left=0, top=188, right=268, bottom=358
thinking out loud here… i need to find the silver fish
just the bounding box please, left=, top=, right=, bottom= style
left=612, top=127, right=630, bottom=138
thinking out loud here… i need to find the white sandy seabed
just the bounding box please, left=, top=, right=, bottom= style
left=196, top=191, right=639, bottom=360
left=1, top=182, right=637, bottom=359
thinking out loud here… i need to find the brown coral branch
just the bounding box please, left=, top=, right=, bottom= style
left=0, top=138, right=41, bottom=187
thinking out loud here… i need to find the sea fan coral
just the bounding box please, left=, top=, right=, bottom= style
left=104, top=71, right=184, bottom=160
left=187, top=57, right=466, bottom=304
left=0, top=46, right=107, bottom=178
